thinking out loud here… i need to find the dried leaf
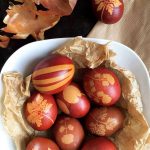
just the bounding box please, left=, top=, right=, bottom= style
left=2, top=1, right=60, bottom=40
left=0, top=35, right=10, bottom=48
left=33, top=0, right=77, bottom=16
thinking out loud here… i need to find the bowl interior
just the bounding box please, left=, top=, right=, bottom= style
left=0, top=38, right=150, bottom=150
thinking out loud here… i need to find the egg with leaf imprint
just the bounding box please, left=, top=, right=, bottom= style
left=92, top=0, right=124, bottom=24
left=53, top=116, right=84, bottom=150
left=24, top=92, right=58, bottom=131
left=85, top=107, right=125, bottom=136
left=56, top=82, right=90, bottom=118
left=83, top=67, right=121, bottom=106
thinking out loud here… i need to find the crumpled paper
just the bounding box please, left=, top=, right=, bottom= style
left=1, top=72, right=47, bottom=150
left=1, top=37, right=150, bottom=150
left=1, top=73, right=33, bottom=150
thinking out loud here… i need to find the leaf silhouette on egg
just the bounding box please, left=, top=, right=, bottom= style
left=27, top=94, right=52, bottom=127
left=95, top=0, right=122, bottom=15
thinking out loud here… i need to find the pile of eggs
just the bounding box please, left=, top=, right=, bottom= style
left=25, top=54, right=125, bottom=150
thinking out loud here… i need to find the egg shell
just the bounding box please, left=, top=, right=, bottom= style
left=53, top=116, right=84, bottom=150
left=83, top=67, right=121, bottom=106
left=85, top=107, right=125, bottom=136
left=24, top=92, right=58, bottom=131
left=81, top=137, right=117, bottom=150
left=32, top=54, right=75, bottom=94
left=56, top=82, right=90, bottom=118
left=26, top=137, right=60, bottom=150
left=92, top=0, right=124, bottom=24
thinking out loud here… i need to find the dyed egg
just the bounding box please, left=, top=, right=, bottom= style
left=53, top=116, right=84, bottom=150
left=81, top=137, right=117, bottom=150
left=32, top=54, right=75, bottom=94
left=26, top=137, right=60, bottom=150
left=92, top=0, right=124, bottom=24
left=56, top=82, right=90, bottom=118
left=24, top=92, right=58, bottom=131
left=83, top=67, right=121, bottom=106
left=85, top=107, right=125, bottom=136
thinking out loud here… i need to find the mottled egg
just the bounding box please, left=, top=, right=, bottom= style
left=83, top=67, right=121, bottom=106
left=32, top=54, right=75, bottom=94
left=56, top=82, right=90, bottom=118
left=85, top=107, right=125, bottom=136
left=81, top=137, right=117, bottom=150
left=26, top=137, right=60, bottom=150
left=53, top=116, right=84, bottom=150
left=24, top=92, right=58, bottom=131
left=92, top=0, right=124, bottom=24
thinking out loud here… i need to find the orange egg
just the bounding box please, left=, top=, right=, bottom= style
left=83, top=67, right=121, bottom=106
left=81, top=137, right=117, bottom=150
left=24, top=92, right=58, bottom=131
left=32, top=54, right=75, bottom=94
left=92, top=0, right=124, bottom=24
left=85, top=107, right=125, bottom=136
left=56, top=82, right=90, bottom=118
left=53, top=116, right=84, bottom=150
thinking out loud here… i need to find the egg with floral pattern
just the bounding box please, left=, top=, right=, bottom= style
left=92, top=0, right=124, bottom=24
left=85, top=107, right=125, bottom=136
left=83, top=67, right=121, bottom=106
left=53, top=116, right=84, bottom=150
left=24, top=92, right=58, bottom=131
left=56, top=82, right=90, bottom=118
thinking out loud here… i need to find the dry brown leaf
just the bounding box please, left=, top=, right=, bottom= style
left=33, top=0, right=77, bottom=16
left=1, top=0, right=77, bottom=40
left=0, top=35, right=10, bottom=48
left=1, top=1, right=60, bottom=40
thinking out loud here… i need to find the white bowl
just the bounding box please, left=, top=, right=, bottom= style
left=0, top=38, right=150, bottom=150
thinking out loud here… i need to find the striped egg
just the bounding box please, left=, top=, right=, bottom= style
left=32, top=54, right=75, bottom=94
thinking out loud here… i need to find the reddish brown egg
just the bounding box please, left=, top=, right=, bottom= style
left=92, top=0, right=124, bottom=24
left=26, top=137, right=60, bottom=150
left=24, top=92, right=58, bottom=131
left=83, top=67, right=121, bottom=106
left=56, top=82, right=90, bottom=118
left=32, top=54, right=75, bottom=94
left=53, top=116, right=84, bottom=150
left=81, top=137, right=117, bottom=150
left=85, top=107, right=125, bottom=136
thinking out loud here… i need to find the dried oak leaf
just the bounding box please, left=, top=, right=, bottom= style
left=0, top=35, right=10, bottom=48
left=33, top=0, right=78, bottom=16
left=1, top=1, right=60, bottom=40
